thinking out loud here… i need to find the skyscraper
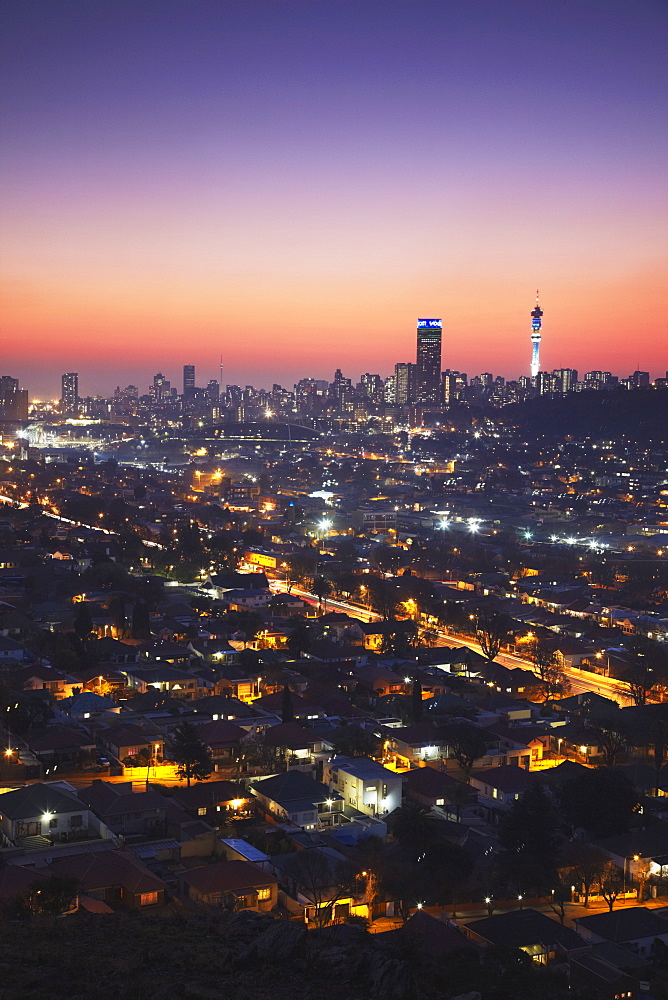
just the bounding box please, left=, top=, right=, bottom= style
left=530, top=292, right=543, bottom=379
left=415, top=319, right=442, bottom=405
left=61, top=372, right=79, bottom=413
left=183, top=364, right=195, bottom=398
left=394, top=362, right=416, bottom=405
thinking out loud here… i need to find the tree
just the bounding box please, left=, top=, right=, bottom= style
left=476, top=612, right=513, bottom=662
left=559, top=842, right=609, bottom=909
left=330, top=725, right=381, bottom=759
left=548, top=878, right=571, bottom=924
left=366, top=577, right=399, bottom=620
left=371, top=544, right=404, bottom=576
left=281, top=685, right=294, bottom=724
left=168, top=721, right=214, bottom=787
left=411, top=675, right=423, bottom=724
left=444, top=722, right=490, bottom=780
left=641, top=718, right=668, bottom=795
left=497, top=785, right=562, bottom=893
left=285, top=620, right=313, bottom=657
left=392, top=802, right=446, bottom=863
left=590, top=714, right=628, bottom=767
left=560, top=769, right=639, bottom=837
left=131, top=600, right=151, bottom=641
left=28, top=875, right=79, bottom=915
left=623, top=635, right=668, bottom=706
left=311, top=575, right=331, bottom=613
left=107, top=594, right=126, bottom=635
left=282, top=848, right=360, bottom=927
left=526, top=637, right=557, bottom=685
left=238, top=734, right=287, bottom=775
left=599, top=862, right=624, bottom=912
left=73, top=603, right=94, bottom=641
left=226, top=610, right=263, bottom=648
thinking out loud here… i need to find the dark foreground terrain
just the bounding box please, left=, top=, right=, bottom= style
left=0, top=908, right=573, bottom=1000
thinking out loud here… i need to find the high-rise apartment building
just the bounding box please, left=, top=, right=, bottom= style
left=183, top=364, right=196, bottom=398
left=61, top=373, right=79, bottom=413
left=394, top=362, right=416, bottom=405
left=415, top=319, right=442, bottom=405
left=0, top=374, right=28, bottom=423
left=553, top=368, right=578, bottom=394
left=360, top=373, right=383, bottom=403
left=151, top=372, right=171, bottom=402
left=443, top=370, right=467, bottom=406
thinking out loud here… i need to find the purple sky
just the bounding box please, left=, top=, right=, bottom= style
left=1, top=0, right=667, bottom=397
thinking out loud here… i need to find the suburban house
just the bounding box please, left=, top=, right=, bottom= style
left=168, top=779, right=253, bottom=823
left=0, top=782, right=95, bottom=846
left=463, top=909, right=585, bottom=964
left=574, top=907, right=668, bottom=959
left=383, top=722, right=450, bottom=768
left=78, top=780, right=168, bottom=838
left=45, top=849, right=168, bottom=909
left=270, top=846, right=367, bottom=925
left=24, top=724, right=97, bottom=770
left=181, top=859, right=278, bottom=911
left=250, top=770, right=343, bottom=831
left=191, top=719, right=246, bottom=771
left=99, top=724, right=164, bottom=765
left=121, top=664, right=199, bottom=700
left=469, top=766, right=538, bottom=823
left=403, top=767, right=476, bottom=814
left=325, top=755, right=403, bottom=817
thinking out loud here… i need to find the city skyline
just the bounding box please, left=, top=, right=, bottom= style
left=2, top=0, right=667, bottom=396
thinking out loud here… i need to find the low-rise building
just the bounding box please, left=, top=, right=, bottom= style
left=325, top=755, right=403, bottom=817
left=181, top=859, right=278, bottom=911
left=250, top=770, right=343, bottom=831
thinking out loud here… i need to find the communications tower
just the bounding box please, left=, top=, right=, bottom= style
left=530, top=291, right=543, bottom=378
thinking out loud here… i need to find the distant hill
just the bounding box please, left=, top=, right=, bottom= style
left=501, top=388, right=668, bottom=440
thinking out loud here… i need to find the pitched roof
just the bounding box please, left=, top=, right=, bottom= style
left=472, top=766, right=537, bottom=793
left=78, top=780, right=166, bottom=818
left=48, top=849, right=166, bottom=895
left=182, top=860, right=276, bottom=894
left=575, top=906, right=668, bottom=943
left=167, top=780, right=249, bottom=810
left=262, top=722, right=316, bottom=750
left=404, top=767, right=468, bottom=798
left=194, top=719, right=246, bottom=747
left=465, top=908, right=584, bottom=951
left=251, top=770, right=341, bottom=806
left=0, top=782, right=85, bottom=820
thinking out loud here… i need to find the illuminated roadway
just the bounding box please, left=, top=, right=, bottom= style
left=276, top=582, right=636, bottom=707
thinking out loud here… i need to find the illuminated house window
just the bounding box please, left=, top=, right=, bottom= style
left=257, top=887, right=271, bottom=900
left=198, top=807, right=207, bottom=816
left=140, top=891, right=159, bottom=906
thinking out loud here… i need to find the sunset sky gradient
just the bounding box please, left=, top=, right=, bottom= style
left=1, top=0, right=667, bottom=397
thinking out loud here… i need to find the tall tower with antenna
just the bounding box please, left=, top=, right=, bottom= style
left=530, top=290, right=543, bottom=379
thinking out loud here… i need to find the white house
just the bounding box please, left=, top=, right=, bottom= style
left=325, top=755, right=403, bottom=817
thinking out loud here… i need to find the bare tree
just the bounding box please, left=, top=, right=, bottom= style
left=559, top=842, right=609, bottom=909
left=281, top=849, right=362, bottom=927
left=599, top=862, right=624, bottom=912
left=590, top=715, right=628, bottom=767
left=476, top=612, right=513, bottom=662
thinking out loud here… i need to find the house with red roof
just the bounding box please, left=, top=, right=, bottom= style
left=181, top=859, right=277, bottom=911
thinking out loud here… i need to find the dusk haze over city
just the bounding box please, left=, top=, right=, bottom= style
left=1, top=4, right=668, bottom=1000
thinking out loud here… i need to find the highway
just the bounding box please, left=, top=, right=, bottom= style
left=275, top=581, right=635, bottom=707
